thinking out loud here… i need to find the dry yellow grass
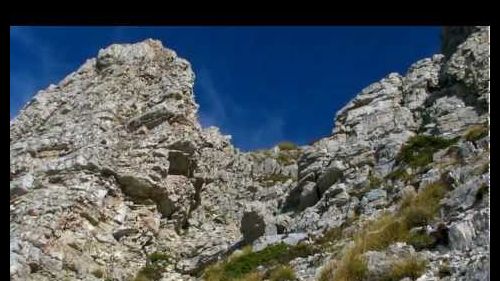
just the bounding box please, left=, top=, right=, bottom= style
left=317, top=181, right=448, bottom=281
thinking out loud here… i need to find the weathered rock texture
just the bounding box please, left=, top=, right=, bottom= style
left=10, top=27, right=489, bottom=281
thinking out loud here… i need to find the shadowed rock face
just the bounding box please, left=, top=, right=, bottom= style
left=441, top=26, right=481, bottom=58
left=10, top=27, right=489, bottom=281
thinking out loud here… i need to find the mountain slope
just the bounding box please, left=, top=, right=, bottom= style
left=10, top=27, right=489, bottom=281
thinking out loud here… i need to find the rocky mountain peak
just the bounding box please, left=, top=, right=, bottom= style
left=10, top=27, right=489, bottom=281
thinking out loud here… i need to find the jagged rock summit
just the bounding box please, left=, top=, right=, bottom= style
left=11, top=27, right=489, bottom=281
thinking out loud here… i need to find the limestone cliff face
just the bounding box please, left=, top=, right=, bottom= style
left=10, top=27, right=489, bottom=281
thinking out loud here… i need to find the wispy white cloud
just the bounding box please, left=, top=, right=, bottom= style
left=11, top=27, right=70, bottom=74
left=197, top=67, right=229, bottom=127
left=248, top=115, right=285, bottom=148
left=10, top=27, right=72, bottom=118
left=196, top=67, right=286, bottom=150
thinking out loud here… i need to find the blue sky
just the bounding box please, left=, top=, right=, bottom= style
left=10, top=26, right=441, bottom=151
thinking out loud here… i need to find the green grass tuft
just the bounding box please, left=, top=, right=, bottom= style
left=269, top=265, right=296, bottom=281
left=464, top=124, right=488, bottom=142
left=400, top=181, right=449, bottom=227
left=407, top=232, right=436, bottom=250
left=315, top=226, right=344, bottom=246
left=318, top=251, right=367, bottom=281
left=91, top=268, right=104, bottom=278
left=380, top=256, right=427, bottom=281
left=385, top=168, right=412, bottom=182
left=204, top=242, right=317, bottom=281
left=396, top=135, right=459, bottom=168
left=368, top=172, right=383, bottom=189
left=134, top=252, right=172, bottom=281
left=277, top=141, right=298, bottom=151
left=133, top=264, right=163, bottom=281
left=148, top=252, right=170, bottom=264
left=317, top=180, right=448, bottom=281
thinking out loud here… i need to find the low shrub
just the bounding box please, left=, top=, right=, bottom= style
left=204, top=242, right=316, bottom=281
left=317, top=260, right=337, bottom=281
left=269, top=265, right=296, bottom=281
left=368, top=173, right=383, bottom=189
left=318, top=250, right=367, bottom=281
left=396, top=135, right=458, bottom=168
left=315, top=226, right=344, bottom=246
left=204, top=262, right=225, bottom=281
left=317, top=180, right=448, bottom=281
left=91, top=269, right=104, bottom=278
left=239, top=272, right=265, bottom=281
left=353, top=214, right=408, bottom=253
left=401, top=206, right=434, bottom=228
left=277, top=141, right=298, bottom=151
left=398, top=181, right=449, bottom=227
left=380, top=256, right=427, bottom=281
left=148, top=252, right=170, bottom=264
left=134, top=264, right=163, bottom=281
left=385, top=168, right=412, bottom=182
left=407, top=232, right=436, bottom=250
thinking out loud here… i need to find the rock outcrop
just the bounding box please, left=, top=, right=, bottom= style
left=10, top=27, right=489, bottom=281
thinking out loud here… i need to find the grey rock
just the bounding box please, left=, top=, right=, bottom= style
left=240, top=203, right=277, bottom=243
left=441, top=26, right=481, bottom=58
left=363, top=243, right=419, bottom=281
left=443, top=177, right=488, bottom=212
left=168, top=150, right=192, bottom=176
left=126, top=103, right=178, bottom=131
left=362, top=189, right=387, bottom=203
left=298, top=182, right=319, bottom=211
left=252, top=233, right=308, bottom=252
left=9, top=27, right=489, bottom=280
left=448, top=209, right=489, bottom=251
left=316, top=167, right=344, bottom=195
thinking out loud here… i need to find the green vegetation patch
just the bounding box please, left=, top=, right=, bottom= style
left=368, top=173, right=383, bottom=189
left=399, top=181, right=449, bottom=228
left=277, top=141, right=298, bottom=151
left=133, top=264, right=163, bottom=281
left=91, top=269, right=105, bottom=278
left=318, top=180, right=449, bottom=281
left=380, top=256, right=428, bottom=281
left=314, top=225, right=344, bottom=246
left=133, top=252, right=172, bottom=281
left=148, top=252, right=171, bottom=264
left=204, top=242, right=317, bottom=281
left=396, top=135, right=459, bottom=168
left=385, top=168, right=413, bottom=182
left=268, top=265, right=297, bottom=281
left=276, top=153, right=296, bottom=166
left=318, top=251, right=368, bottom=281
left=407, top=232, right=436, bottom=250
